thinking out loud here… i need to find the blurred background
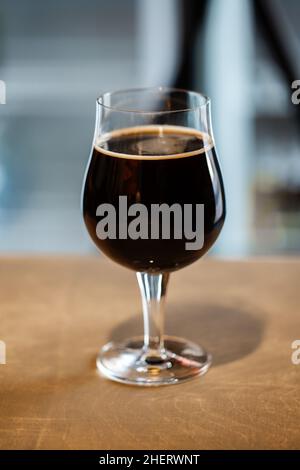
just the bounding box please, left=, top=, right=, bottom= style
left=0, top=0, right=299, bottom=256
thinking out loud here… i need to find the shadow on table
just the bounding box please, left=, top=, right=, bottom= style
left=109, top=302, right=265, bottom=367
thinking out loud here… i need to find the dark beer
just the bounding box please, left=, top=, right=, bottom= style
left=82, top=125, right=225, bottom=272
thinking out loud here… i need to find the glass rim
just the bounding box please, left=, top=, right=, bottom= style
left=96, top=86, right=210, bottom=115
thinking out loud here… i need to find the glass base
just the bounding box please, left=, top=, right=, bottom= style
left=97, top=336, right=212, bottom=386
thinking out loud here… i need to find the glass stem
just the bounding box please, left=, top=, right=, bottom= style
left=137, top=272, right=169, bottom=359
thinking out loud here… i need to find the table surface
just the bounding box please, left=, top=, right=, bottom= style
left=0, top=256, right=299, bottom=450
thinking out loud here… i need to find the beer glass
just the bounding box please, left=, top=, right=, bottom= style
left=82, top=87, right=225, bottom=386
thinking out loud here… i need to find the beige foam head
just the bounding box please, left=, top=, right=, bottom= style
left=95, top=125, right=214, bottom=160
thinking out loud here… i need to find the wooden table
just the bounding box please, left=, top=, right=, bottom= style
left=0, top=256, right=299, bottom=450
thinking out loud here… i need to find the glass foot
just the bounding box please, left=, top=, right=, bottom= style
left=97, top=336, right=212, bottom=386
